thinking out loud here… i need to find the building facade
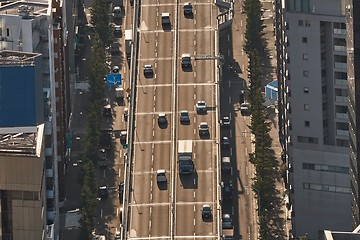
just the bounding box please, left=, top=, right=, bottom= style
left=345, top=0, right=360, bottom=228
left=275, top=0, right=352, bottom=238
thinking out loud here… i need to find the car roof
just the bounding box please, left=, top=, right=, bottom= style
left=182, top=53, right=191, bottom=58
left=162, top=12, right=170, bottom=17
left=200, top=122, right=208, bottom=125
left=202, top=204, right=210, bottom=208
left=184, top=2, right=191, bottom=6
left=144, top=64, right=153, bottom=68
left=158, top=113, right=166, bottom=117
left=157, top=169, right=166, bottom=174
left=181, top=110, right=189, bottom=113
left=113, top=65, right=119, bottom=69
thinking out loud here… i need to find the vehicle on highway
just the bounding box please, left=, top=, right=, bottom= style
left=222, top=214, right=232, bottom=229
left=180, top=110, right=190, bottom=124
left=198, top=122, right=209, bottom=136
left=120, top=130, right=127, bottom=143
left=98, top=186, right=108, bottom=199
left=220, top=116, right=230, bottom=128
left=156, top=169, right=167, bottom=183
left=181, top=53, right=191, bottom=68
left=239, top=89, right=246, bottom=103
left=103, top=97, right=110, bottom=106
left=103, top=104, right=112, bottom=118
left=201, top=204, right=212, bottom=220
left=112, top=65, right=120, bottom=73
left=143, top=64, right=154, bottom=77
left=240, top=103, right=250, bottom=116
left=196, top=100, right=206, bottom=113
left=178, top=140, right=194, bottom=175
left=118, top=182, right=124, bottom=198
left=125, top=29, right=132, bottom=60
left=99, top=131, right=112, bottom=150
left=112, top=6, right=122, bottom=21
left=115, top=231, right=121, bottom=240
left=113, top=25, right=122, bottom=37
left=221, top=136, right=230, bottom=149
left=158, top=113, right=167, bottom=125
left=124, top=108, right=128, bottom=121
left=161, top=13, right=171, bottom=26
left=222, top=156, right=232, bottom=174
left=183, top=2, right=193, bottom=15
left=98, top=149, right=107, bottom=167
left=221, top=180, right=233, bottom=199
left=115, top=87, right=124, bottom=100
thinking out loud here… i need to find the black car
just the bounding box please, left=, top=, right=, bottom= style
left=221, top=136, right=230, bottom=149
left=98, top=186, right=108, bottom=199
left=118, top=182, right=124, bottom=198
left=201, top=204, right=212, bottom=220
left=222, top=180, right=232, bottom=199
left=180, top=110, right=190, bottom=124
left=183, top=2, right=193, bottom=15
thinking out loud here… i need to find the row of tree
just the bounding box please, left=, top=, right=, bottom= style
left=78, top=0, right=113, bottom=239
left=242, top=0, right=285, bottom=239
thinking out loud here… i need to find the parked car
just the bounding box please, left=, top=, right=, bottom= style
left=143, top=65, right=154, bottom=77
left=158, top=113, right=167, bottom=125
left=221, top=136, right=230, bottom=149
left=222, top=214, right=232, bottom=229
left=98, top=186, right=108, bottom=199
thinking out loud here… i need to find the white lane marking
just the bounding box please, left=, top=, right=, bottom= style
left=194, top=128, right=196, bottom=135
left=229, top=96, right=232, bottom=103
left=118, top=169, right=121, bottom=178
left=228, top=49, right=231, bottom=56
left=241, top=19, right=243, bottom=27
left=228, top=80, right=231, bottom=88
left=101, top=209, right=103, bottom=218
left=228, top=34, right=230, bottom=42
left=194, top=94, right=196, bottom=100
left=194, top=40, right=196, bottom=46
left=103, top=169, right=106, bottom=178
left=230, top=129, right=232, bottom=138
left=194, top=192, right=196, bottom=198
left=230, top=147, right=233, bottom=156
left=194, top=219, right=196, bottom=225
left=193, top=179, right=196, bottom=185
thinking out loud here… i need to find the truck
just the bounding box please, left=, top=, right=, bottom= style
left=178, top=140, right=194, bottom=175
left=124, top=29, right=133, bottom=60
left=115, top=87, right=124, bottom=99
left=222, top=228, right=234, bottom=239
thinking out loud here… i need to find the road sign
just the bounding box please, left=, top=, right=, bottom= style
left=122, top=144, right=128, bottom=149
left=106, top=73, right=122, bottom=86
left=126, top=88, right=131, bottom=93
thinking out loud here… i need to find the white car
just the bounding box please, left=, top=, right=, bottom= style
left=198, top=122, right=209, bottom=135
left=196, top=101, right=206, bottom=113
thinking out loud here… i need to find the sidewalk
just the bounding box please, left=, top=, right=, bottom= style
left=230, top=0, right=289, bottom=238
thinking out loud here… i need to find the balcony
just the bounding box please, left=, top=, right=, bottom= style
left=46, top=189, right=54, bottom=198
left=335, top=79, right=347, bottom=86
left=45, top=148, right=53, bottom=157
left=47, top=210, right=55, bottom=222
left=335, top=113, right=349, bottom=120
left=333, top=28, right=346, bottom=36
left=335, top=96, right=348, bottom=103
left=334, top=62, right=347, bottom=69
left=46, top=223, right=54, bottom=240
left=46, top=168, right=53, bottom=178
left=334, top=45, right=347, bottom=52
left=336, top=129, right=349, bottom=136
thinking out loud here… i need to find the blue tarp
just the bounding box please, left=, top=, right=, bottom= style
left=106, top=74, right=122, bottom=86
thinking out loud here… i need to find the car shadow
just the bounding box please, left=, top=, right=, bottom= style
left=182, top=65, right=193, bottom=72
left=158, top=122, right=168, bottom=129
left=179, top=171, right=198, bottom=189
left=157, top=182, right=168, bottom=190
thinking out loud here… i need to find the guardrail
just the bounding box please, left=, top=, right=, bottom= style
left=121, top=0, right=141, bottom=238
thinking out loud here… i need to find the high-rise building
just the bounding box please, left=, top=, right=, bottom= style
left=345, top=0, right=360, bottom=228
left=275, top=0, right=352, bottom=238
left=0, top=0, right=74, bottom=238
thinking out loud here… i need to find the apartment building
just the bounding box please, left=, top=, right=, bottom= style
left=345, top=0, right=360, bottom=228
left=275, top=0, right=352, bottom=238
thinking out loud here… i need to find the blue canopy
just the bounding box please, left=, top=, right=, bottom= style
left=106, top=73, right=122, bottom=86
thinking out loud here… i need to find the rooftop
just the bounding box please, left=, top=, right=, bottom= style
left=0, top=50, right=41, bottom=66
left=0, top=0, right=49, bottom=17
left=0, top=124, right=44, bottom=157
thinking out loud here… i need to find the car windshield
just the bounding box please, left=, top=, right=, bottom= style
left=181, top=112, right=188, bottom=116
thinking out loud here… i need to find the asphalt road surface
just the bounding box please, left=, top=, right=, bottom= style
left=127, top=0, right=220, bottom=238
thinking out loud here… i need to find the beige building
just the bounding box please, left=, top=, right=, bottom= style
left=0, top=125, right=46, bottom=240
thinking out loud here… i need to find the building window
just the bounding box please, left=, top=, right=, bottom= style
left=305, top=121, right=310, bottom=127
left=6, top=28, right=9, bottom=37
left=304, top=104, right=309, bottom=111
left=285, top=22, right=289, bottom=30
left=303, top=70, right=309, bottom=77
left=298, top=20, right=303, bottom=26
left=302, top=37, right=307, bottom=43
left=303, top=53, right=308, bottom=60
left=304, top=87, right=309, bottom=94
left=305, top=20, right=311, bottom=27
left=303, top=182, right=350, bottom=193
